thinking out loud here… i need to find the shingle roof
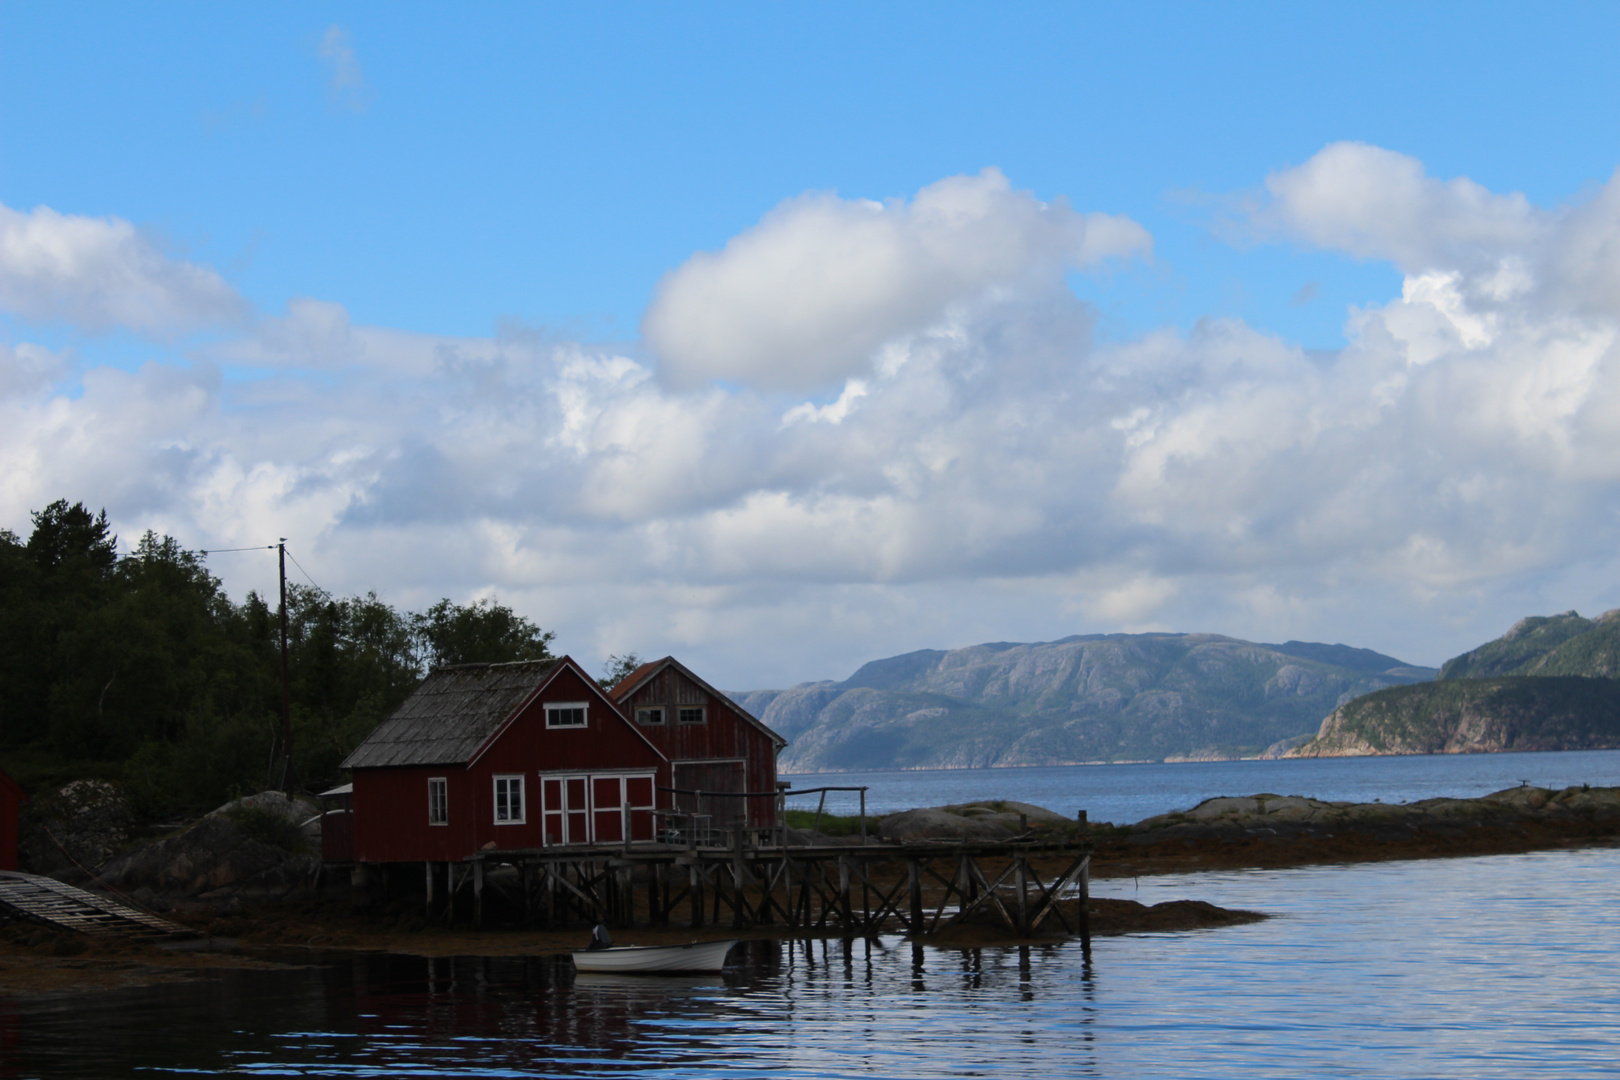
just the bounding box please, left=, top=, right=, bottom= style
left=340, top=659, right=560, bottom=769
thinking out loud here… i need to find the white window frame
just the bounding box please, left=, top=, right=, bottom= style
left=636, top=706, right=665, bottom=725
left=493, top=774, right=526, bottom=824
left=428, top=777, right=448, bottom=826
left=677, top=705, right=707, bottom=725
left=545, top=701, right=589, bottom=729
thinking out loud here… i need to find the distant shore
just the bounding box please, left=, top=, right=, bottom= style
left=1086, top=784, right=1620, bottom=877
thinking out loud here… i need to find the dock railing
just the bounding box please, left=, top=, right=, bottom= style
left=657, top=783, right=872, bottom=848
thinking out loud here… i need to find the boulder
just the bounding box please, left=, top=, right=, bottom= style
left=99, top=790, right=321, bottom=899
left=879, top=808, right=1016, bottom=842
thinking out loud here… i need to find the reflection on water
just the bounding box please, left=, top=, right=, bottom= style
left=3, top=847, right=1619, bottom=1078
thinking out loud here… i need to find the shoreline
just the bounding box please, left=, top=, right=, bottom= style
left=5, top=784, right=1616, bottom=998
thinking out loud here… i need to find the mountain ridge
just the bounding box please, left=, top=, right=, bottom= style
left=1293, top=609, right=1620, bottom=757
left=731, top=632, right=1435, bottom=772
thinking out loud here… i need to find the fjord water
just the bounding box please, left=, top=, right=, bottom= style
left=6, top=751, right=1620, bottom=1078
left=5, top=846, right=1619, bottom=1077
left=785, top=746, right=1620, bottom=823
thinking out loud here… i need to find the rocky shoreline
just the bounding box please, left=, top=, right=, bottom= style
left=3, top=784, right=1616, bottom=997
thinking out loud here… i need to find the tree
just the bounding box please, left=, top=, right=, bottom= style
left=24, top=500, right=116, bottom=578
left=413, top=597, right=556, bottom=670
left=600, top=652, right=644, bottom=690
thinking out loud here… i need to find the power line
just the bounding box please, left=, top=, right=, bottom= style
left=283, top=547, right=323, bottom=593
left=199, top=544, right=277, bottom=555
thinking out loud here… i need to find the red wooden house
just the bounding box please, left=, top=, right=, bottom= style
left=338, top=656, right=669, bottom=863
left=0, top=768, right=25, bottom=871
left=608, top=656, right=786, bottom=830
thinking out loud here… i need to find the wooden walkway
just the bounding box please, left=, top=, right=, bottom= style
left=402, top=838, right=1093, bottom=944
left=0, top=871, right=198, bottom=941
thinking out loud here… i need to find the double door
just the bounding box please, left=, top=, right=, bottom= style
left=540, top=772, right=655, bottom=846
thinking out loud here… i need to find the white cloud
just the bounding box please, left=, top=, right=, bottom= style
left=318, top=25, right=368, bottom=112
left=642, top=168, right=1149, bottom=392
left=1256, top=141, right=1541, bottom=272
left=0, top=342, right=71, bottom=399
left=9, top=152, right=1620, bottom=687
left=0, top=202, right=246, bottom=334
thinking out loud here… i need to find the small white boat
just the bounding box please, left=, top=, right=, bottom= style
left=571, top=938, right=737, bottom=974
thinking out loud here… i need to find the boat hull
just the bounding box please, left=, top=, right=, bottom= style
left=571, top=939, right=737, bottom=974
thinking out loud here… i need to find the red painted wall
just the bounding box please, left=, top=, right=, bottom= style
left=350, top=662, right=669, bottom=864
left=0, top=770, right=23, bottom=871
left=619, top=666, right=780, bottom=826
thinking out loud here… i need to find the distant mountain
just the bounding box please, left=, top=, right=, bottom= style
left=730, top=633, right=1436, bottom=772
left=1293, top=610, right=1620, bottom=758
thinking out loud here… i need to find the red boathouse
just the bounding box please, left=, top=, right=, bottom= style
left=608, top=656, right=786, bottom=831
left=339, top=656, right=669, bottom=863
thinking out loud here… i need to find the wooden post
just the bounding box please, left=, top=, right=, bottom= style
left=425, top=861, right=434, bottom=919
left=648, top=861, right=663, bottom=927
left=908, top=858, right=923, bottom=934
left=859, top=788, right=867, bottom=845
left=473, top=858, right=484, bottom=929
left=1014, top=853, right=1029, bottom=936
left=689, top=861, right=705, bottom=929
left=732, top=829, right=748, bottom=929
left=1078, top=854, right=1092, bottom=961
left=837, top=855, right=852, bottom=930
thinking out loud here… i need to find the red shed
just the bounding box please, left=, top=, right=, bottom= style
left=0, top=768, right=24, bottom=871
left=339, top=656, right=669, bottom=864
left=608, top=656, right=786, bottom=830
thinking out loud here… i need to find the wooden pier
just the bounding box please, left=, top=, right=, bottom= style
left=0, top=870, right=198, bottom=941
left=385, top=837, right=1092, bottom=944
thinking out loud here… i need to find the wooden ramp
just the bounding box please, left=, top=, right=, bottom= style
left=0, top=871, right=198, bottom=941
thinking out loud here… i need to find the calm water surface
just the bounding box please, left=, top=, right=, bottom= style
left=785, top=746, right=1620, bottom=823
left=4, top=846, right=1618, bottom=1078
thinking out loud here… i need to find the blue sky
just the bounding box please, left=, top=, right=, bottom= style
left=3, top=3, right=1620, bottom=687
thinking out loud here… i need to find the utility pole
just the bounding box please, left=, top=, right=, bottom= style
left=278, top=538, right=294, bottom=792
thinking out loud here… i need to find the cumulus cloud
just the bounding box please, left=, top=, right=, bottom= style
left=9, top=152, right=1620, bottom=686
left=0, top=342, right=71, bottom=399
left=0, top=202, right=247, bottom=334
left=642, top=168, right=1150, bottom=391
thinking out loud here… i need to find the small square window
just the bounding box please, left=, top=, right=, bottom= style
left=636, top=707, right=665, bottom=725
left=428, top=777, right=448, bottom=826
left=546, top=703, right=587, bottom=728
left=677, top=706, right=706, bottom=724
left=494, top=775, right=525, bottom=824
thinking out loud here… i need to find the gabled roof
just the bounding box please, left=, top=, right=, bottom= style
left=341, top=659, right=562, bottom=769
left=609, top=656, right=787, bottom=748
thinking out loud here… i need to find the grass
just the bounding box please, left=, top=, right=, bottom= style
left=783, top=808, right=877, bottom=837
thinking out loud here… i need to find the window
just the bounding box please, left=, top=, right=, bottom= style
left=546, top=702, right=587, bottom=728
left=678, top=706, right=706, bottom=725
left=428, top=777, right=448, bottom=826
left=636, top=707, right=665, bottom=725
left=494, top=775, right=525, bottom=823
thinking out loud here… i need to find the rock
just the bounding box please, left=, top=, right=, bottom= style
left=878, top=800, right=1074, bottom=842
left=879, top=808, right=1016, bottom=842
left=99, top=790, right=322, bottom=899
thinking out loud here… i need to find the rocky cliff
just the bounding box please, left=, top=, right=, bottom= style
left=732, top=633, right=1433, bottom=771
left=1293, top=609, right=1620, bottom=757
